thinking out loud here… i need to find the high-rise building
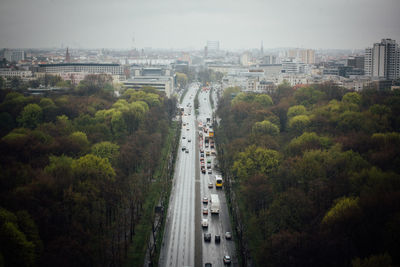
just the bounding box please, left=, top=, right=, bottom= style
left=207, top=41, right=219, bottom=51
left=287, top=49, right=315, bottom=64
left=347, top=56, right=365, bottom=70
left=364, top=48, right=372, bottom=76
left=260, top=41, right=264, bottom=56
left=365, top=38, right=399, bottom=79
left=3, top=49, right=25, bottom=62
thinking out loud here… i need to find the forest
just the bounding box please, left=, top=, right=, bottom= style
left=0, top=74, right=177, bottom=266
left=215, top=82, right=400, bottom=267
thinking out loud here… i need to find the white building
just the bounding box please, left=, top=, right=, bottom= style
left=39, top=63, right=124, bottom=76
left=3, top=49, right=25, bottom=62
left=123, top=76, right=174, bottom=97
left=364, top=38, right=399, bottom=79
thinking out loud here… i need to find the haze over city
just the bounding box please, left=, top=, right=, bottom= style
left=1, top=0, right=400, bottom=50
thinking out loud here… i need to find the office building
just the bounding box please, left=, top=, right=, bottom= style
left=347, top=56, right=365, bottom=70
left=38, top=63, right=124, bottom=75
left=364, top=38, right=399, bottom=79
left=207, top=41, right=219, bottom=51
left=3, top=49, right=25, bottom=62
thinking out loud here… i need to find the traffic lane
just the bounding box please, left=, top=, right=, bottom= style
left=160, top=84, right=197, bottom=267
left=199, top=90, right=237, bottom=266
left=169, top=133, right=193, bottom=266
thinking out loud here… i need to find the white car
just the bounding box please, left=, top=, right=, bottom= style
left=202, top=218, right=208, bottom=228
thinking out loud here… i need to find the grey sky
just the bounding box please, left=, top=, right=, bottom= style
left=1, top=0, right=399, bottom=50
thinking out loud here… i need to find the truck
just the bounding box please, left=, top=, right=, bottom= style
left=210, top=194, right=220, bottom=214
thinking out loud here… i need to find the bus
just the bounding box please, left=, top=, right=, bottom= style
left=215, top=175, right=223, bottom=188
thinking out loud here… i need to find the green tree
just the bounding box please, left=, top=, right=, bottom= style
left=252, top=120, right=279, bottom=136
left=322, top=197, right=361, bottom=226
left=175, top=72, right=188, bottom=89
left=71, top=154, right=116, bottom=182
left=352, top=253, right=394, bottom=267
left=287, top=105, right=306, bottom=118
left=91, top=141, right=119, bottom=163
left=342, top=92, right=361, bottom=106
left=294, top=86, right=325, bottom=106
left=69, top=131, right=90, bottom=150
left=17, top=103, right=42, bottom=129
left=288, top=115, right=310, bottom=135
left=254, top=94, right=273, bottom=107
left=232, top=145, right=280, bottom=180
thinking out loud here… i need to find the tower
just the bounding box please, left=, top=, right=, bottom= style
left=261, top=41, right=264, bottom=56
left=65, top=47, right=71, bottom=63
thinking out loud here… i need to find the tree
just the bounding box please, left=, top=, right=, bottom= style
left=0, top=76, right=5, bottom=89
left=286, top=132, right=332, bottom=156
left=288, top=115, right=310, bottom=135
left=175, top=72, right=188, bottom=89
left=252, top=120, right=279, bottom=136
left=352, top=253, right=394, bottom=267
left=18, top=103, right=42, bottom=129
left=342, top=92, right=361, bottom=106
left=91, top=141, right=119, bottom=163
left=10, top=77, right=23, bottom=90
left=322, top=197, right=361, bottom=226
left=69, top=131, right=90, bottom=150
left=294, top=86, right=325, bottom=106
left=232, top=145, right=280, bottom=181
left=287, top=105, right=307, bottom=118
left=71, top=154, right=115, bottom=182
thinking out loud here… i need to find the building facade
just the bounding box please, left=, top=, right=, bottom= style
left=364, top=38, right=399, bottom=80
left=38, top=63, right=124, bottom=75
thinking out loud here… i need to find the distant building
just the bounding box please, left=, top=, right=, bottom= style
left=261, top=55, right=277, bottom=65
left=364, top=38, right=399, bottom=79
left=65, top=48, right=71, bottom=63
left=240, top=52, right=251, bottom=66
left=347, top=56, right=365, bottom=69
left=207, top=41, right=219, bottom=51
left=3, top=49, right=25, bottom=62
left=38, top=63, right=124, bottom=75
left=123, top=76, right=174, bottom=97
left=287, top=49, right=315, bottom=64
left=0, top=69, right=32, bottom=81
left=281, top=59, right=305, bottom=74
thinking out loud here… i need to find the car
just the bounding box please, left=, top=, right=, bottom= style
left=202, top=196, right=208, bottom=204
left=225, top=232, right=232, bottom=240
left=185, top=149, right=189, bottom=153
left=200, top=153, right=204, bottom=158
left=182, top=146, right=186, bottom=151
left=182, top=136, right=186, bottom=139
left=205, top=263, right=212, bottom=267
left=208, top=169, right=212, bottom=174
left=223, top=255, right=231, bottom=264
left=208, top=182, right=213, bottom=188
left=215, top=234, right=221, bottom=243
left=204, top=232, right=211, bottom=242
left=188, top=139, right=191, bottom=142
left=203, top=208, right=208, bottom=215
left=187, top=128, right=189, bottom=131
left=202, top=218, right=208, bottom=228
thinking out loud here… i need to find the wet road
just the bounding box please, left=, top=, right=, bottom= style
left=159, top=83, right=236, bottom=267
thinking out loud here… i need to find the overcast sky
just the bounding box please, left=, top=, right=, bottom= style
left=1, top=0, right=399, bottom=50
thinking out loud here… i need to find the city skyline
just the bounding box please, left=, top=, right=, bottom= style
left=0, top=0, right=400, bottom=50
